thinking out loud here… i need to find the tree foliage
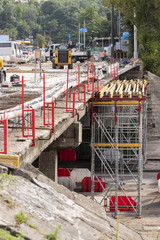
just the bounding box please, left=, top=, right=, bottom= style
left=0, top=0, right=112, bottom=46
left=103, top=0, right=160, bottom=75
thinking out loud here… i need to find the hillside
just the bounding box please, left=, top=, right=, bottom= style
left=0, top=163, right=151, bottom=240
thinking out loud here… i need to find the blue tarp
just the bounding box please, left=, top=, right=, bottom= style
left=122, top=32, right=130, bottom=40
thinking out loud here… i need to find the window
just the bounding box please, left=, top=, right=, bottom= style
left=0, top=43, right=12, bottom=47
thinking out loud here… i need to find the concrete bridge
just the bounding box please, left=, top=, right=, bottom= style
left=0, top=61, right=139, bottom=182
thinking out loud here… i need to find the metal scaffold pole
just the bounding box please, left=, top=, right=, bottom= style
left=138, top=103, right=142, bottom=217
left=90, top=79, right=148, bottom=218
left=91, top=109, right=95, bottom=201
left=115, top=103, right=119, bottom=218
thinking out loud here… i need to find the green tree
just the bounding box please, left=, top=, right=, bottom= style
left=34, top=33, right=47, bottom=47
left=17, top=20, right=31, bottom=39
left=103, top=0, right=160, bottom=75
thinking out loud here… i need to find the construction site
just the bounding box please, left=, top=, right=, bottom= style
left=0, top=57, right=159, bottom=240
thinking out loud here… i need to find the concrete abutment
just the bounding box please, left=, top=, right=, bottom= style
left=39, top=149, right=58, bottom=183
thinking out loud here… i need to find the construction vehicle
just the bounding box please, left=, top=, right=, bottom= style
left=50, top=44, right=73, bottom=69
left=0, top=57, right=6, bottom=83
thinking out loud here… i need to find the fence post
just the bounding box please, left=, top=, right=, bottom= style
left=22, top=76, right=25, bottom=136
left=31, top=109, right=35, bottom=147
left=0, top=119, right=8, bottom=154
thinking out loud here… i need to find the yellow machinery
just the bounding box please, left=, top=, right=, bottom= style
left=51, top=45, right=73, bottom=69
left=0, top=57, right=6, bottom=83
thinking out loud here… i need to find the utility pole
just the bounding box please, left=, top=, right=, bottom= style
left=118, top=8, right=121, bottom=50
left=134, top=9, right=138, bottom=59
left=84, top=19, right=85, bottom=50
left=111, top=4, right=114, bottom=58
left=78, top=22, right=80, bottom=50
left=78, top=23, right=80, bottom=45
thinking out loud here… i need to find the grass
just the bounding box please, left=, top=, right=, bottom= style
left=27, top=222, right=38, bottom=230
left=0, top=173, right=16, bottom=189
left=115, top=220, right=119, bottom=240
left=0, top=228, right=25, bottom=240
left=15, top=212, right=29, bottom=225
left=4, top=198, right=15, bottom=209
left=15, top=211, right=38, bottom=231
left=45, top=225, right=61, bottom=240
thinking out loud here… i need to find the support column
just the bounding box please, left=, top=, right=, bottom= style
left=39, top=149, right=58, bottom=183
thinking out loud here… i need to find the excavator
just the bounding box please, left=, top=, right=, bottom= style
left=0, top=57, right=6, bottom=83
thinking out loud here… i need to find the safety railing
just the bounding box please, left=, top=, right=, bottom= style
left=92, top=76, right=99, bottom=96
left=79, top=84, right=86, bottom=105
left=43, top=74, right=55, bottom=133
left=87, top=61, right=94, bottom=92
left=66, top=69, right=75, bottom=118
left=22, top=76, right=35, bottom=147
left=110, top=57, right=118, bottom=79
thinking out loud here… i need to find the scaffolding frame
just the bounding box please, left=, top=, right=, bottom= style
left=90, top=97, right=147, bottom=218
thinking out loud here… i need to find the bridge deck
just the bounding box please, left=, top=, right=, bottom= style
left=0, top=62, right=135, bottom=165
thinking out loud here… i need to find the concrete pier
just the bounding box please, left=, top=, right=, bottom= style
left=39, top=148, right=58, bottom=183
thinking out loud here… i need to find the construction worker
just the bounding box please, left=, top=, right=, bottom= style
left=101, top=50, right=109, bottom=62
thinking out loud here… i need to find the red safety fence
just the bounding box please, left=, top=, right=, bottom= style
left=66, top=70, right=75, bottom=118
left=110, top=57, right=115, bottom=77
left=78, top=63, right=99, bottom=99
left=110, top=57, right=118, bottom=79
left=43, top=74, right=54, bottom=133
left=59, top=149, right=77, bottom=162
left=23, top=108, right=35, bottom=147
left=114, top=65, right=118, bottom=79
left=22, top=76, right=35, bottom=147
left=58, top=168, right=71, bottom=177
left=110, top=196, right=137, bottom=212
left=92, top=76, right=99, bottom=96
left=0, top=119, right=8, bottom=154
left=78, top=65, right=87, bottom=102
left=66, top=91, right=75, bottom=118
left=87, top=61, right=94, bottom=92
left=78, top=84, right=86, bottom=105
left=82, top=176, right=106, bottom=192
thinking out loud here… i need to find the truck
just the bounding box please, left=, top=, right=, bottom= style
left=0, top=57, right=6, bottom=83
left=45, top=43, right=89, bottom=63
left=71, top=49, right=88, bottom=63
left=45, top=44, right=60, bottom=61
